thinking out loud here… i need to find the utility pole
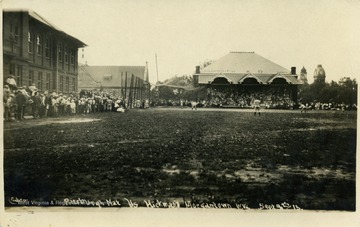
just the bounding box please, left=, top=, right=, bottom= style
left=56, top=42, right=59, bottom=93
left=124, top=71, right=128, bottom=105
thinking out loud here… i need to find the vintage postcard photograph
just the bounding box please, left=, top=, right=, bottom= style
left=1, top=0, right=359, bottom=226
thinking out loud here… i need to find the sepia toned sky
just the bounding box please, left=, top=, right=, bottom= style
left=2, top=0, right=360, bottom=84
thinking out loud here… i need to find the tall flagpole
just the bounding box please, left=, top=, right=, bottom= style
left=155, top=53, right=159, bottom=83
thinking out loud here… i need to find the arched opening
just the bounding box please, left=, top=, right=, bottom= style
left=271, top=78, right=288, bottom=84
left=212, top=77, right=230, bottom=85
left=241, top=77, right=260, bottom=84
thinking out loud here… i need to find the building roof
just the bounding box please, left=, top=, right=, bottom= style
left=78, top=66, right=101, bottom=89
left=195, top=52, right=302, bottom=85
left=28, top=11, right=63, bottom=32
left=201, top=52, right=290, bottom=74
left=4, top=9, right=87, bottom=47
left=30, top=10, right=87, bottom=47
left=78, top=65, right=147, bottom=89
left=197, top=73, right=303, bottom=85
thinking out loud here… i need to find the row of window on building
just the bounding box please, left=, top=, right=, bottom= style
left=10, top=64, right=77, bottom=93
left=9, top=23, right=76, bottom=64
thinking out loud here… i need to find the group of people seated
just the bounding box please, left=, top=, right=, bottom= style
left=151, top=87, right=296, bottom=109
left=299, top=101, right=354, bottom=112
left=204, top=88, right=295, bottom=109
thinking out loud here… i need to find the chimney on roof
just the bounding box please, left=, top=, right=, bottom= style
left=291, top=67, right=298, bottom=79
left=195, top=66, right=200, bottom=74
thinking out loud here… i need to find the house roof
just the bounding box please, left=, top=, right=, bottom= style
left=78, top=65, right=147, bottom=89
left=201, top=52, right=290, bottom=74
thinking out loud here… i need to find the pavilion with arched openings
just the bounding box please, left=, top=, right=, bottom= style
left=192, top=52, right=303, bottom=107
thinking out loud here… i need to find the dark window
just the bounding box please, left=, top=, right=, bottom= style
left=70, top=49, right=75, bottom=65
left=38, top=72, right=43, bottom=90
left=10, top=64, right=15, bottom=77
left=46, top=73, right=50, bottom=91
left=10, top=64, right=22, bottom=86
left=72, top=78, right=76, bottom=92
left=36, top=34, right=42, bottom=56
left=66, top=77, right=69, bottom=92
left=14, top=26, right=19, bottom=44
left=59, top=75, right=64, bottom=92
left=45, top=38, right=50, bottom=58
left=28, top=32, right=33, bottom=53
left=58, top=43, right=63, bottom=62
left=52, top=74, right=57, bottom=90
left=10, top=24, right=20, bottom=44
left=29, top=70, right=34, bottom=86
left=65, top=47, right=69, bottom=63
left=16, top=65, right=22, bottom=86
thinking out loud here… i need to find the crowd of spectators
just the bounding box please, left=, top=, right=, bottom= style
left=153, top=86, right=358, bottom=111
left=151, top=99, right=195, bottom=107
left=3, top=77, right=356, bottom=122
left=153, top=87, right=355, bottom=110
left=152, top=88, right=295, bottom=109
left=299, top=101, right=355, bottom=111
left=204, top=88, right=296, bottom=109
left=3, top=80, right=149, bottom=122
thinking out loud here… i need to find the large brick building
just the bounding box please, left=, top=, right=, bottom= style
left=3, top=10, right=86, bottom=94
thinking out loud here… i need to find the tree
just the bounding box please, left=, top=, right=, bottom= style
left=298, top=83, right=315, bottom=104
left=298, top=77, right=357, bottom=106
left=199, top=59, right=215, bottom=69
left=338, top=77, right=357, bottom=105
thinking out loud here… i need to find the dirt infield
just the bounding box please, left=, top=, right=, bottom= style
left=3, top=108, right=357, bottom=210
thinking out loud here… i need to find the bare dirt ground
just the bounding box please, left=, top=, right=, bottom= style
left=3, top=108, right=357, bottom=210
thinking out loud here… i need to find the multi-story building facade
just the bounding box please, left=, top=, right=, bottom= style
left=3, top=10, right=86, bottom=94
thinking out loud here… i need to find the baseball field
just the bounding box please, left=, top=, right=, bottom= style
left=3, top=108, right=357, bottom=210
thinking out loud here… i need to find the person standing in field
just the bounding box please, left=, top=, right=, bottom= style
left=300, top=103, right=309, bottom=113
left=15, top=90, right=27, bottom=120
left=44, top=91, right=52, bottom=117
left=3, top=85, right=12, bottom=121
left=300, top=103, right=306, bottom=113
left=31, top=91, right=42, bottom=118
left=191, top=101, right=198, bottom=110
left=253, top=98, right=261, bottom=116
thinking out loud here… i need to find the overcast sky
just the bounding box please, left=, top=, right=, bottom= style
left=3, top=0, right=360, bottom=84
